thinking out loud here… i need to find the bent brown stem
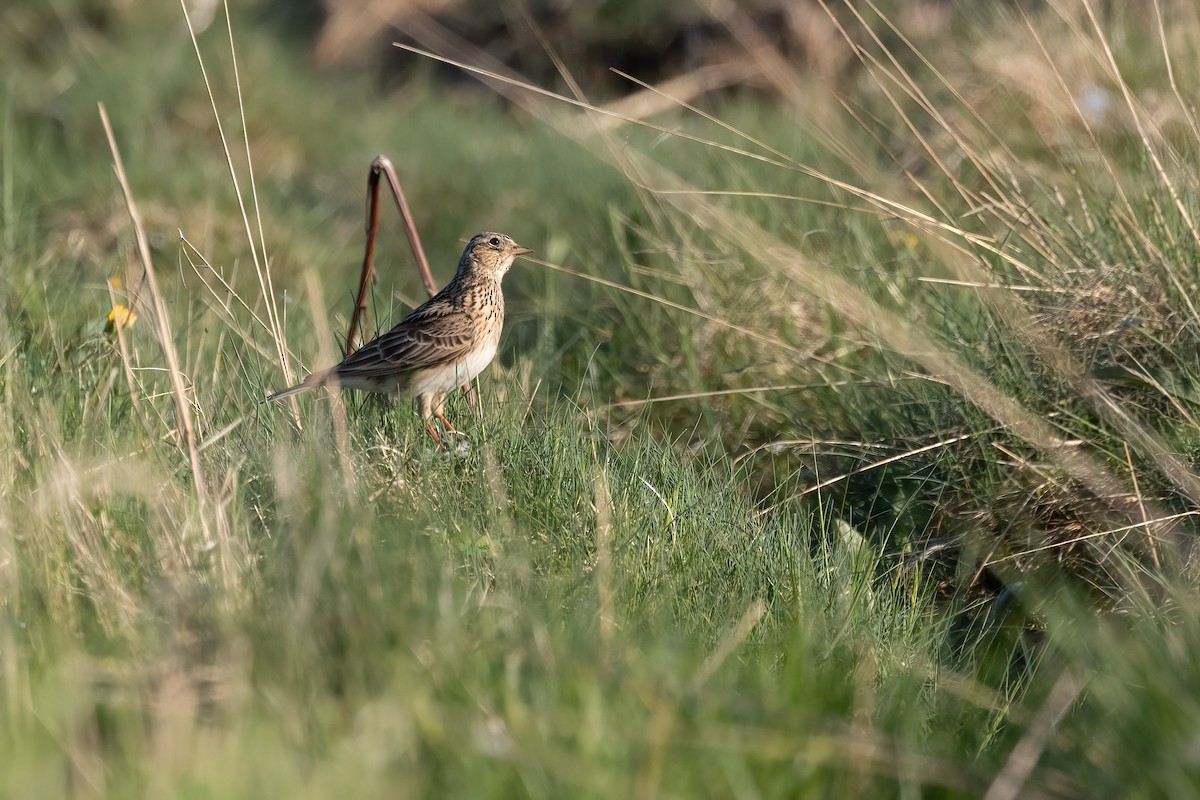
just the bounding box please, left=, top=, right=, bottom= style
left=346, top=155, right=437, bottom=354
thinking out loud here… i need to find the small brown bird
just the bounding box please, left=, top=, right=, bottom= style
left=268, top=232, right=532, bottom=442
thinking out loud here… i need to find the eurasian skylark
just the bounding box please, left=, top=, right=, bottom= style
left=268, top=232, right=532, bottom=442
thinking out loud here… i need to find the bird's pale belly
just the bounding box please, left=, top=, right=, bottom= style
left=409, top=339, right=499, bottom=397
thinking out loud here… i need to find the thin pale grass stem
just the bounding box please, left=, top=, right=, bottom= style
left=180, top=231, right=275, bottom=338
left=690, top=600, right=766, bottom=692
left=735, top=435, right=914, bottom=468
left=651, top=185, right=1005, bottom=285
left=764, top=433, right=977, bottom=513
left=609, top=66, right=982, bottom=254
left=393, top=44, right=798, bottom=172
left=179, top=239, right=282, bottom=364
left=739, top=424, right=999, bottom=467
left=527, top=256, right=827, bottom=366
left=643, top=188, right=875, bottom=215
left=607, top=383, right=840, bottom=410
left=197, top=416, right=246, bottom=454
left=982, top=671, right=1083, bottom=800
left=637, top=169, right=1019, bottom=272
left=99, top=104, right=217, bottom=560
left=914, top=277, right=1061, bottom=293
left=985, top=511, right=1198, bottom=566
left=593, top=469, right=615, bottom=646
left=609, top=68, right=804, bottom=171
left=1123, top=442, right=1160, bottom=570
left=220, top=0, right=275, bottom=325
left=568, top=60, right=758, bottom=136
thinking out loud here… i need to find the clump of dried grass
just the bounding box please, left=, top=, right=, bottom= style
left=1032, top=264, right=1176, bottom=362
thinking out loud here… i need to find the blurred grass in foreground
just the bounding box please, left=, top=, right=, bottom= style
left=4, top=0, right=1200, bottom=796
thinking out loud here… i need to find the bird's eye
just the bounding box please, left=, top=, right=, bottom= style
left=488, top=236, right=501, bottom=247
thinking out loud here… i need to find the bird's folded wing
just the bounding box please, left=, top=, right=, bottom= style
left=335, top=304, right=477, bottom=379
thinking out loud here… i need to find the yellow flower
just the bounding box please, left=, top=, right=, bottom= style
left=106, top=303, right=138, bottom=332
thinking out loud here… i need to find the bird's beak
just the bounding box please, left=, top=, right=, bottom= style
left=510, top=245, right=534, bottom=257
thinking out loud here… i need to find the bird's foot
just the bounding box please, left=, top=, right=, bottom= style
left=434, top=410, right=458, bottom=434
left=424, top=420, right=444, bottom=447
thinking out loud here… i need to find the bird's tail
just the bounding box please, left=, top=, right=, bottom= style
left=265, top=371, right=329, bottom=402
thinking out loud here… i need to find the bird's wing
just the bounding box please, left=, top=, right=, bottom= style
left=334, top=300, right=477, bottom=380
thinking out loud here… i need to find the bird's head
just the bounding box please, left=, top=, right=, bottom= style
left=460, top=232, right=533, bottom=280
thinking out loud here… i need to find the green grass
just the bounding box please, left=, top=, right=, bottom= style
left=6, top=0, right=1200, bottom=796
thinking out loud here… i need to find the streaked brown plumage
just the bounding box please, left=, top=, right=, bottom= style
left=268, top=232, right=532, bottom=441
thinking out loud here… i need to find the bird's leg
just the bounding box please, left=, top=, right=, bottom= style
left=418, top=393, right=445, bottom=447
left=431, top=393, right=457, bottom=435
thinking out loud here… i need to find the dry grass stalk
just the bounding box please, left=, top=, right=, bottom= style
left=180, top=0, right=297, bottom=412
left=346, top=155, right=437, bottom=354
left=983, top=670, right=1083, bottom=800
left=99, top=103, right=216, bottom=559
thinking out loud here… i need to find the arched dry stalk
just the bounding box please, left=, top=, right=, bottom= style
left=346, top=155, right=437, bottom=354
